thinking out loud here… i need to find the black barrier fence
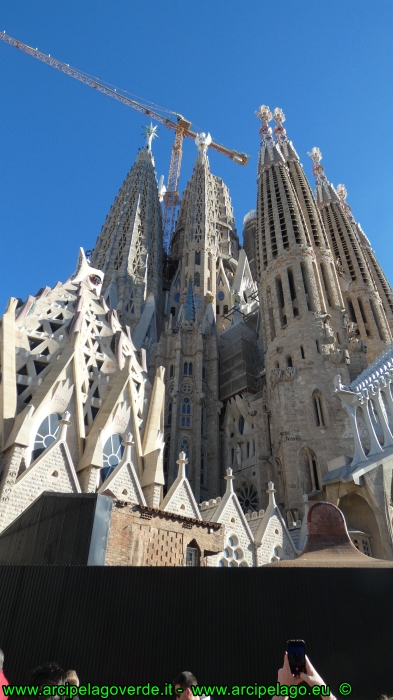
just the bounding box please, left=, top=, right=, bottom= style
left=0, top=566, right=392, bottom=700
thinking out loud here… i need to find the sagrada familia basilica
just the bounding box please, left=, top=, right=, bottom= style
left=1, top=106, right=393, bottom=566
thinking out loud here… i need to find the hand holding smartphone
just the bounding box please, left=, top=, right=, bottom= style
left=287, top=639, right=306, bottom=678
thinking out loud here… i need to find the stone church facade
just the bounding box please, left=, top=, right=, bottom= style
left=1, top=106, right=393, bottom=565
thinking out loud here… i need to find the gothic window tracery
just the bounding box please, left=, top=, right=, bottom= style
left=237, top=483, right=258, bottom=513
left=181, top=397, right=192, bottom=427
left=183, top=362, right=193, bottom=376
left=101, top=434, right=124, bottom=482
left=33, top=414, right=61, bottom=462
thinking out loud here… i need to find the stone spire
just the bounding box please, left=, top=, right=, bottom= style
left=272, top=110, right=343, bottom=313
left=255, top=105, right=285, bottom=171
left=272, top=108, right=299, bottom=162
left=309, top=148, right=392, bottom=361
left=254, top=102, right=353, bottom=517
left=91, top=134, right=163, bottom=337
left=307, top=147, right=339, bottom=207
left=336, top=184, right=393, bottom=330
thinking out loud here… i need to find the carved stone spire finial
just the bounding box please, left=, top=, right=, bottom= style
left=336, top=184, right=355, bottom=222
left=255, top=105, right=273, bottom=143
left=195, top=132, right=212, bottom=155
left=307, top=147, right=338, bottom=206
left=255, top=105, right=284, bottom=171
left=272, top=108, right=299, bottom=161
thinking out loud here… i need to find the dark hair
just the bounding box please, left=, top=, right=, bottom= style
left=30, top=662, right=65, bottom=688
left=0, top=649, right=4, bottom=671
left=173, top=672, right=198, bottom=690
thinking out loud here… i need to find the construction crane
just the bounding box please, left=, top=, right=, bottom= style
left=0, top=31, right=249, bottom=251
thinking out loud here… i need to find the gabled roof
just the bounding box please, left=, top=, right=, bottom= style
left=161, top=452, right=202, bottom=520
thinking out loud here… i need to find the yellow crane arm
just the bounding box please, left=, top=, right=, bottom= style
left=1, top=31, right=249, bottom=250
left=0, top=32, right=248, bottom=166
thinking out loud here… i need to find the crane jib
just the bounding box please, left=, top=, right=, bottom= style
left=1, top=30, right=249, bottom=249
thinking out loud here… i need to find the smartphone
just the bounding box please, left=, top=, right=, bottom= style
left=287, top=639, right=306, bottom=677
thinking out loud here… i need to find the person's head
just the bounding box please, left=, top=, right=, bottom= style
left=173, top=672, right=198, bottom=700
left=64, top=670, right=79, bottom=687
left=0, top=649, right=4, bottom=672
left=30, top=662, right=65, bottom=690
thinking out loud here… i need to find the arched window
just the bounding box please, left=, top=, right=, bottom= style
left=170, top=364, right=174, bottom=378
left=200, top=447, right=205, bottom=485
left=194, top=272, right=200, bottom=287
left=101, top=434, right=125, bottom=482
left=188, top=362, right=193, bottom=376
left=167, top=402, right=172, bottom=425
left=181, top=397, right=191, bottom=427
left=33, top=413, right=61, bottom=461
left=286, top=355, right=293, bottom=367
left=183, top=362, right=193, bottom=376
left=313, top=390, right=325, bottom=427
left=164, top=436, right=170, bottom=474
left=300, top=346, right=305, bottom=359
left=299, top=448, right=320, bottom=494
left=195, top=251, right=201, bottom=265
left=186, top=539, right=200, bottom=566
left=246, top=442, right=250, bottom=458
left=238, top=416, right=245, bottom=435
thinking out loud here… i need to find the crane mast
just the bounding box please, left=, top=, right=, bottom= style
left=0, top=31, right=249, bottom=250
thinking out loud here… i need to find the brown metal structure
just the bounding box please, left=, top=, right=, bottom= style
left=0, top=31, right=249, bottom=250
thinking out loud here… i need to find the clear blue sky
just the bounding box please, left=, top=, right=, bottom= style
left=1, top=1, right=393, bottom=311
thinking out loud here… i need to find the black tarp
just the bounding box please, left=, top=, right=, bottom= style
left=0, top=565, right=391, bottom=700
left=0, top=494, right=111, bottom=565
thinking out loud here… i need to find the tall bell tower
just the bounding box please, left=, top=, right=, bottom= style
left=255, top=106, right=352, bottom=515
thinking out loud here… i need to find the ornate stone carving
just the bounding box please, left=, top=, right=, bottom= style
left=271, top=368, right=282, bottom=385
left=284, top=366, right=296, bottom=381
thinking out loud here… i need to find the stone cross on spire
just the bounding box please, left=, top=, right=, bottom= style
left=255, top=105, right=284, bottom=171
left=272, top=108, right=299, bottom=161
left=307, top=147, right=338, bottom=206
